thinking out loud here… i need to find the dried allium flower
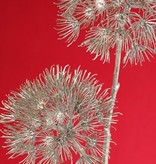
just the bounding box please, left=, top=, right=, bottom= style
left=56, top=0, right=156, bottom=64
left=0, top=65, right=110, bottom=164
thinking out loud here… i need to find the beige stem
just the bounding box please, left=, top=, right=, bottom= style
left=102, top=37, right=122, bottom=164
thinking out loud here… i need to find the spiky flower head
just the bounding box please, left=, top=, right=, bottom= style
left=56, top=0, right=156, bottom=65
left=0, top=65, right=111, bottom=164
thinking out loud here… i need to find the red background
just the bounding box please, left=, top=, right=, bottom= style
left=0, top=0, right=156, bottom=164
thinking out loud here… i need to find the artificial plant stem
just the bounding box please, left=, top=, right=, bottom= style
left=102, top=37, right=122, bottom=164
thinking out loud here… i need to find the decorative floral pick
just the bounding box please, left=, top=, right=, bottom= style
left=56, top=1, right=156, bottom=163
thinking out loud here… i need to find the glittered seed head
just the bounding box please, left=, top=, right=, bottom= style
left=0, top=65, right=110, bottom=164
left=56, top=1, right=156, bottom=65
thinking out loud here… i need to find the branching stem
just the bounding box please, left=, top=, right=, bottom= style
left=102, top=36, right=122, bottom=164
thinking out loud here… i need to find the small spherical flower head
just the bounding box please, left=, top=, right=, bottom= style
left=57, top=16, right=80, bottom=47
left=130, top=10, right=156, bottom=49
left=123, top=43, right=154, bottom=65
left=86, top=132, right=105, bottom=158
left=0, top=65, right=110, bottom=164
left=74, top=2, right=96, bottom=28
left=95, top=0, right=105, bottom=10
left=81, top=27, right=113, bottom=62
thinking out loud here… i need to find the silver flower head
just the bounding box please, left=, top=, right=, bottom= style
left=56, top=0, right=156, bottom=65
left=0, top=65, right=111, bottom=164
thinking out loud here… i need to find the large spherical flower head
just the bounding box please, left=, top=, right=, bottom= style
left=0, top=65, right=110, bottom=164
left=56, top=0, right=156, bottom=65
